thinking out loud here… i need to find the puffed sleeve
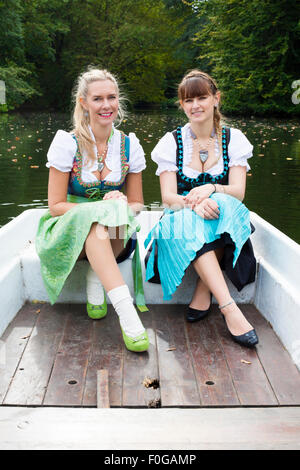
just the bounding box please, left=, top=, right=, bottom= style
left=228, top=128, right=253, bottom=171
left=151, top=132, right=178, bottom=176
left=127, top=132, right=146, bottom=173
left=46, top=130, right=77, bottom=172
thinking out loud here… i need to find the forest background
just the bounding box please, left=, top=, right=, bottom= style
left=1, top=0, right=299, bottom=116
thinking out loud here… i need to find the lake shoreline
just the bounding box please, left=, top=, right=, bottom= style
left=0, top=110, right=299, bottom=243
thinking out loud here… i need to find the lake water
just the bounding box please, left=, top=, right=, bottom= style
left=0, top=109, right=299, bottom=243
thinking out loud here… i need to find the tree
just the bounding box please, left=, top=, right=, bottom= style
left=193, top=0, right=300, bottom=115
left=0, top=0, right=197, bottom=110
left=56, top=0, right=191, bottom=106
left=0, top=0, right=38, bottom=109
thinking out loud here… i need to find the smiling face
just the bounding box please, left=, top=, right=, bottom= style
left=81, top=79, right=119, bottom=129
left=179, top=75, right=220, bottom=125
left=181, top=94, right=219, bottom=124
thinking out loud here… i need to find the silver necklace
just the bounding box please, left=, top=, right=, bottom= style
left=97, top=145, right=108, bottom=172
left=190, top=128, right=215, bottom=164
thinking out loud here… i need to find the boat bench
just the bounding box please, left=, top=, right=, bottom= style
left=0, top=209, right=299, bottom=369
left=6, top=209, right=255, bottom=304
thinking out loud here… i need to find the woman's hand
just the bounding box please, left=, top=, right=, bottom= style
left=103, top=190, right=127, bottom=202
left=183, top=184, right=215, bottom=208
left=193, top=198, right=220, bottom=220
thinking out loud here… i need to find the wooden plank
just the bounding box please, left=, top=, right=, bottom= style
left=2, top=302, right=299, bottom=410
left=0, top=302, right=39, bottom=403
left=82, top=306, right=123, bottom=407
left=97, top=369, right=110, bottom=408
left=155, top=304, right=200, bottom=407
left=3, top=303, right=68, bottom=406
left=122, top=308, right=160, bottom=408
left=186, top=307, right=240, bottom=406
left=213, top=307, right=278, bottom=406
left=246, top=304, right=300, bottom=405
left=43, top=305, right=93, bottom=406
left=1, top=406, right=300, bottom=450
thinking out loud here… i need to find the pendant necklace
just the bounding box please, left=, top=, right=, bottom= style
left=97, top=145, right=108, bottom=172
left=190, top=128, right=215, bottom=168
left=95, top=128, right=114, bottom=173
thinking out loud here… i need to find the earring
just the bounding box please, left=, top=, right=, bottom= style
left=84, top=111, right=89, bottom=117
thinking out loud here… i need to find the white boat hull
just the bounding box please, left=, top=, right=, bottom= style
left=0, top=209, right=299, bottom=369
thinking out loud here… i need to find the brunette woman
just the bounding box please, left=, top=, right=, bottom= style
left=145, top=70, right=258, bottom=348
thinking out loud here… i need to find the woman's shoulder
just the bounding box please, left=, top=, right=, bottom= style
left=47, top=129, right=77, bottom=171
left=151, top=131, right=178, bottom=171
left=113, top=128, right=140, bottom=148
left=227, top=127, right=250, bottom=142
left=114, top=129, right=146, bottom=172
left=154, top=130, right=177, bottom=148
left=227, top=127, right=253, bottom=160
left=127, top=131, right=142, bottom=146
left=50, top=129, right=77, bottom=147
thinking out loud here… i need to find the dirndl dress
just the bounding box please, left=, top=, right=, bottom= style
left=36, top=131, right=147, bottom=311
left=144, top=126, right=256, bottom=301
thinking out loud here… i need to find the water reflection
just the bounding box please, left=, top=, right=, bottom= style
left=0, top=110, right=299, bottom=243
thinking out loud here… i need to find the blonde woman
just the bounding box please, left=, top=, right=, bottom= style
left=145, top=70, right=258, bottom=348
left=36, top=67, right=149, bottom=353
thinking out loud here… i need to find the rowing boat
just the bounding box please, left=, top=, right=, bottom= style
left=1, top=208, right=299, bottom=357
left=0, top=208, right=299, bottom=449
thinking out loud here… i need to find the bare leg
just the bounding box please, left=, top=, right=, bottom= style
left=189, top=277, right=211, bottom=310
left=193, top=250, right=253, bottom=336
left=190, top=247, right=223, bottom=310
left=78, top=225, right=129, bottom=263
left=84, top=223, right=124, bottom=291
left=84, top=223, right=146, bottom=344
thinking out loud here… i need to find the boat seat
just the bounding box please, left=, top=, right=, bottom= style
left=2, top=209, right=300, bottom=368
left=19, top=210, right=255, bottom=305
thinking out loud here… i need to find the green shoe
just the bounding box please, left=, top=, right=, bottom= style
left=121, top=328, right=149, bottom=352
left=87, top=296, right=107, bottom=319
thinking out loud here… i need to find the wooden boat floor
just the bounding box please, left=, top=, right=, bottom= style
left=1, top=302, right=300, bottom=408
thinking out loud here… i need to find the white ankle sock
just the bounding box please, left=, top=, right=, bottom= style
left=86, top=265, right=105, bottom=305
left=107, top=285, right=145, bottom=338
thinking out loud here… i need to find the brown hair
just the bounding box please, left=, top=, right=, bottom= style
left=178, top=70, right=222, bottom=140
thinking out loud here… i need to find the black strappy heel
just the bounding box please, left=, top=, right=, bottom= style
left=219, top=300, right=259, bottom=348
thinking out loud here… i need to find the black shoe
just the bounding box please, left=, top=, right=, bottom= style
left=186, top=295, right=212, bottom=322
left=231, top=329, right=259, bottom=348
left=221, top=314, right=259, bottom=348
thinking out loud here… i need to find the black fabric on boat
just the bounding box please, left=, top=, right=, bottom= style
left=116, top=236, right=137, bottom=264
left=145, top=224, right=256, bottom=290
left=144, top=241, right=161, bottom=284
left=193, top=223, right=256, bottom=291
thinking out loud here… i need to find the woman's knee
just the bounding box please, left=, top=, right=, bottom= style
left=91, top=223, right=109, bottom=239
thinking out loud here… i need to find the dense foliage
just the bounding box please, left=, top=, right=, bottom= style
left=192, top=0, right=300, bottom=115
left=0, top=0, right=299, bottom=115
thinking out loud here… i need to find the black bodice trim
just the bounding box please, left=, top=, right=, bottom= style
left=172, top=126, right=230, bottom=194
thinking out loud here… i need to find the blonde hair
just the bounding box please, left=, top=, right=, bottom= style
left=71, top=67, right=127, bottom=163
left=178, top=69, right=222, bottom=142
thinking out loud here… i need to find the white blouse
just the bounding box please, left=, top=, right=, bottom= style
left=46, top=126, right=146, bottom=183
left=151, top=123, right=253, bottom=178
